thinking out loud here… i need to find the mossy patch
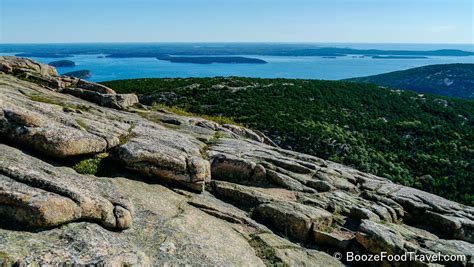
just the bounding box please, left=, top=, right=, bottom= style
left=27, top=94, right=60, bottom=105
left=64, top=104, right=92, bottom=112
left=207, top=131, right=226, bottom=145
left=72, top=153, right=109, bottom=175
left=248, top=234, right=287, bottom=267
left=0, top=251, right=15, bottom=267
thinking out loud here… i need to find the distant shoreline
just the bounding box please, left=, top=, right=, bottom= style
left=3, top=43, right=472, bottom=59
left=2, top=43, right=473, bottom=82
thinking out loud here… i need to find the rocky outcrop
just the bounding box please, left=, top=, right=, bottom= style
left=62, top=87, right=139, bottom=110
left=0, top=56, right=137, bottom=110
left=0, top=71, right=210, bottom=191
left=0, top=56, right=58, bottom=76
left=0, top=57, right=472, bottom=266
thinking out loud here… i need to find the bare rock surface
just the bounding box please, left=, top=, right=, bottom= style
left=0, top=71, right=210, bottom=191
left=0, top=144, right=134, bottom=230
left=207, top=138, right=474, bottom=265
left=0, top=57, right=472, bottom=266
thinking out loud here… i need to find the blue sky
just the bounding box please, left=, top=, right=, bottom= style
left=0, top=0, right=472, bottom=44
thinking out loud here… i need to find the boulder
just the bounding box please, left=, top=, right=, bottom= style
left=0, top=56, right=58, bottom=76
left=0, top=104, right=109, bottom=157
left=115, top=124, right=211, bottom=191
left=0, top=56, right=137, bottom=110
left=62, top=88, right=138, bottom=110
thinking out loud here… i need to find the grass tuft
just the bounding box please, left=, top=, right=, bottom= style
left=151, top=103, right=242, bottom=126
left=72, top=153, right=109, bottom=175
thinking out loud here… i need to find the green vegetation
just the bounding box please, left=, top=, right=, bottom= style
left=346, top=64, right=474, bottom=99
left=75, top=118, right=90, bottom=132
left=0, top=251, right=14, bottom=267
left=248, top=235, right=286, bottom=266
left=208, top=131, right=226, bottom=145
left=151, top=103, right=241, bottom=126
left=72, top=153, right=109, bottom=175
left=103, top=77, right=474, bottom=205
left=118, top=124, right=137, bottom=145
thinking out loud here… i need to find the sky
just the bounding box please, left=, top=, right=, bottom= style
left=0, top=0, right=472, bottom=44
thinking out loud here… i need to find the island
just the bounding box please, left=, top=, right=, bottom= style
left=371, top=55, right=428, bottom=59
left=156, top=55, right=267, bottom=64
left=62, top=70, right=91, bottom=79
left=48, top=60, right=75, bottom=67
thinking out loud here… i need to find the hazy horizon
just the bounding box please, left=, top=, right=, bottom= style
left=1, top=42, right=473, bottom=45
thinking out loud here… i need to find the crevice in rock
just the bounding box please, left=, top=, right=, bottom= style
left=0, top=207, right=125, bottom=233
left=191, top=205, right=245, bottom=224
left=247, top=234, right=288, bottom=267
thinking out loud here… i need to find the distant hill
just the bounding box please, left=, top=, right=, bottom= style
left=345, top=64, right=474, bottom=99
left=103, top=77, right=474, bottom=205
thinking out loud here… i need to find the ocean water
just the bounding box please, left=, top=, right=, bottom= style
left=1, top=43, right=473, bottom=82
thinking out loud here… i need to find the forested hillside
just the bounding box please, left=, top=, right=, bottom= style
left=346, top=63, right=474, bottom=99
left=103, top=77, right=474, bottom=205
